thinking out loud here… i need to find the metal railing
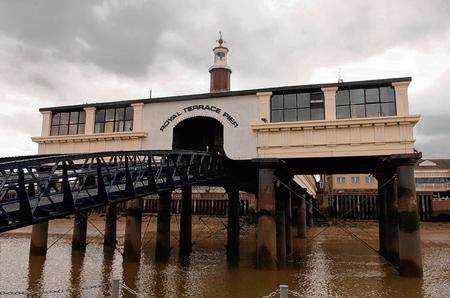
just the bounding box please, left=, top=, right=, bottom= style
left=0, top=150, right=225, bottom=233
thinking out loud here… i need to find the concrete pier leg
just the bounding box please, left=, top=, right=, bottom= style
left=385, top=173, right=399, bottom=264
left=306, top=198, right=313, bottom=227
left=257, top=166, right=277, bottom=269
left=155, top=191, right=172, bottom=262
left=104, top=204, right=117, bottom=248
left=275, top=185, right=286, bottom=268
left=285, top=190, right=293, bottom=258
left=376, top=174, right=388, bottom=258
left=397, top=163, right=423, bottom=277
left=72, top=212, right=88, bottom=252
left=297, top=195, right=307, bottom=239
left=226, top=186, right=240, bottom=262
left=123, top=198, right=143, bottom=262
left=30, top=222, right=49, bottom=256
left=179, top=187, right=192, bottom=257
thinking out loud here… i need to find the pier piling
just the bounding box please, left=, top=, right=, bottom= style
left=155, top=191, right=172, bottom=262
left=123, top=198, right=143, bottom=262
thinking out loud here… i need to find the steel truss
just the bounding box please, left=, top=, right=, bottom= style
left=0, top=150, right=224, bottom=233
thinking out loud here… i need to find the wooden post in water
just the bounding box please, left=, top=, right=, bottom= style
left=385, top=172, right=399, bottom=264
left=376, top=174, right=388, bottom=258
left=155, top=191, right=172, bottom=262
left=104, top=204, right=117, bottom=248
left=30, top=222, right=49, bottom=256
left=226, top=186, right=240, bottom=262
left=179, top=186, right=192, bottom=257
left=72, top=212, right=88, bottom=252
left=275, top=183, right=287, bottom=268
left=297, top=193, right=307, bottom=239
left=306, top=197, right=313, bottom=227
left=285, top=189, right=293, bottom=258
left=396, top=161, right=423, bottom=277
left=256, top=164, right=277, bottom=269
left=123, top=198, right=143, bottom=262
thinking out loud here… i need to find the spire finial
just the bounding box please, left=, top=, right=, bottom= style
left=217, top=31, right=224, bottom=46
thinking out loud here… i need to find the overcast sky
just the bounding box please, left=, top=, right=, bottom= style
left=0, top=0, right=449, bottom=157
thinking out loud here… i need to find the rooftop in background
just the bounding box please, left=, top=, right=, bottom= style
left=39, top=77, right=412, bottom=112
left=418, top=159, right=450, bottom=170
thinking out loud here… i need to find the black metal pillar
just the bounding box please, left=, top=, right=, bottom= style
left=155, top=191, right=172, bottom=262
left=226, top=186, right=240, bottom=262
left=275, top=183, right=287, bottom=268
left=104, top=204, right=117, bottom=248
left=179, top=186, right=192, bottom=257
left=123, top=198, right=143, bottom=262
left=72, top=212, right=88, bottom=252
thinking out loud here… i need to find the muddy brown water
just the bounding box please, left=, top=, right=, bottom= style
left=0, top=216, right=449, bottom=297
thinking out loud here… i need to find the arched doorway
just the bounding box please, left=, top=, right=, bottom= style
left=172, top=117, right=224, bottom=155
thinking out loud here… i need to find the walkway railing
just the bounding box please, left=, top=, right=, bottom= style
left=0, top=150, right=225, bottom=233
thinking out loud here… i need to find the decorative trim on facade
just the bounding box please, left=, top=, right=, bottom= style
left=32, top=132, right=147, bottom=144
left=251, top=115, right=420, bottom=158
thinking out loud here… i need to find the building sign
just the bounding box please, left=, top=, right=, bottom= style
left=160, top=104, right=239, bottom=131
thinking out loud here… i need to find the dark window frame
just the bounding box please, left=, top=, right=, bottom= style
left=336, top=86, right=397, bottom=119
left=50, top=110, right=86, bottom=136
left=94, top=106, right=133, bottom=133
left=270, top=91, right=325, bottom=123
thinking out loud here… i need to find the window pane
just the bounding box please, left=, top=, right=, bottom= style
left=284, top=94, right=296, bottom=109
left=105, top=109, right=115, bottom=121
left=124, top=121, right=133, bottom=131
left=297, top=93, right=310, bottom=108
left=125, top=107, right=133, bottom=120
left=336, top=106, right=350, bottom=119
left=271, top=95, right=283, bottom=109
left=351, top=104, right=365, bottom=118
left=380, top=87, right=395, bottom=102
left=284, top=109, right=297, bottom=121
left=69, top=111, right=79, bottom=124
left=311, top=108, right=324, bottom=120
left=366, top=103, right=381, bottom=117
left=60, top=112, right=70, bottom=125
left=298, top=109, right=310, bottom=121
left=114, top=121, right=124, bottom=132
left=381, top=102, right=396, bottom=116
left=79, top=111, right=86, bottom=123
left=68, top=124, right=78, bottom=135
left=105, top=122, right=114, bottom=133
left=95, top=110, right=105, bottom=123
left=77, top=124, right=85, bottom=134
left=115, top=108, right=125, bottom=121
left=271, top=110, right=283, bottom=122
left=310, top=92, right=324, bottom=103
left=59, top=124, right=68, bottom=135
left=365, top=88, right=379, bottom=103
left=350, top=89, right=364, bottom=104
left=95, top=123, right=104, bottom=133
left=50, top=125, right=59, bottom=136
left=51, top=113, right=60, bottom=125
left=336, top=90, right=350, bottom=106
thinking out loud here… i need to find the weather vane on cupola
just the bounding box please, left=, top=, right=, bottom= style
left=217, top=31, right=225, bottom=46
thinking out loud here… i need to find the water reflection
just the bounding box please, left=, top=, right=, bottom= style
left=2, top=223, right=450, bottom=297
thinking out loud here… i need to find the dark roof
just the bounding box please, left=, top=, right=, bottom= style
left=418, top=159, right=450, bottom=170
left=39, top=77, right=411, bottom=112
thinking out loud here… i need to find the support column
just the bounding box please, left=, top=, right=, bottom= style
left=123, top=198, right=143, bottom=262
left=397, top=163, right=423, bottom=277
left=285, top=190, right=293, bottom=258
left=275, top=184, right=286, bottom=268
left=179, top=187, right=192, bottom=257
left=385, top=172, right=399, bottom=264
left=72, top=212, right=88, bottom=252
left=306, top=197, right=313, bottom=227
left=376, top=174, right=388, bottom=258
left=226, top=186, right=240, bottom=262
left=30, top=222, right=49, bottom=256
left=257, top=166, right=277, bottom=269
left=103, top=204, right=117, bottom=248
left=155, top=191, right=172, bottom=262
left=297, top=194, right=307, bottom=239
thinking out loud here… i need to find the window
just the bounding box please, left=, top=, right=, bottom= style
left=271, top=91, right=325, bottom=122
left=337, top=176, right=346, bottom=184
left=365, top=176, right=374, bottom=184
left=336, top=86, right=396, bottom=119
left=351, top=176, right=360, bottom=184
left=94, top=107, right=133, bottom=133
left=50, top=110, right=85, bottom=136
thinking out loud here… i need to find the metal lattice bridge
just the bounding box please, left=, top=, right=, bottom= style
left=0, top=150, right=226, bottom=233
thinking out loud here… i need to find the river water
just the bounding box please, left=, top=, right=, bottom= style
left=0, top=217, right=449, bottom=297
